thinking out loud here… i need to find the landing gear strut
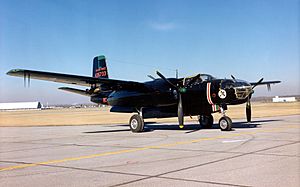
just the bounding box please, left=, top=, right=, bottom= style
left=218, top=105, right=232, bottom=131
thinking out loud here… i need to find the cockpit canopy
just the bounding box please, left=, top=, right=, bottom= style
left=199, top=74, right=216, bottom=81
left=182, top=74, right=215, bottom=86
left=221, top=79, right=251, bottom=89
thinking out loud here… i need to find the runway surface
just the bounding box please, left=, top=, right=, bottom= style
left=1, top=115, right=299, bottom=187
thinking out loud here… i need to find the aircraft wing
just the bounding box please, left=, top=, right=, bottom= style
left=250, top=81, right=281, bottom=86
left=7, top=69, right=146, bottom=90
left=250, top=80, right=281, bottom=91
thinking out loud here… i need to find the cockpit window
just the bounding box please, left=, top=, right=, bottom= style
left=233, top=80, right=251, bottom=87
left=221, top=79, right=251, bottom=89
left=183, top=75, right=202, bottom=86
left=182, top=74, right=216, bottom=87
left=221, top=80, right=235, bottom=89
left=200, top=74, right=215, bottom=81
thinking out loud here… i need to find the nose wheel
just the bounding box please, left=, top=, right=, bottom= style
left=218, top=105, right=232, bottom=131
left=219, top=116, right=232, bottom=131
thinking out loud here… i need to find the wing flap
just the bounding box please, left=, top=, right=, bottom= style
left=58, top=87, right=90, bottom=96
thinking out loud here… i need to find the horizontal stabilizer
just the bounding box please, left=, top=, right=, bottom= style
left=58, top=87, right=90, bottom=96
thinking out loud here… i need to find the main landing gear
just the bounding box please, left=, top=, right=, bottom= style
left=129, top=114, right=144, bottom=133
left=128, top=106, right=232, bottom=133
left=198, top=114, right=214, bottom=129
left=129, top=108, right=145, bottom=133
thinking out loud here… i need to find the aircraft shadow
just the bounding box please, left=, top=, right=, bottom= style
left=144, top=119, right=282, bottom=133
left=84, top=129, right=131, bottom=134
left=143, top=123, right=259, bottom=133
left=83, top=119, right=281, bottom=134
left=83, top=122, right=157, bottom=134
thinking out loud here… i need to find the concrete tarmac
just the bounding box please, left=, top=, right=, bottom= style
left=1, top=115, right=299, bottom=187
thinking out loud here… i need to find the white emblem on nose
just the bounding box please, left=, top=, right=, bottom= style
left=218, top=89, right=227, bottom=99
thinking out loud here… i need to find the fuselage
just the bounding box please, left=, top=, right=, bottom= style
left=91, top=76, right=253, bottom=118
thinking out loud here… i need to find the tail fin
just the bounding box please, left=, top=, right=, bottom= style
left=92, top=55, right=109, bottom=78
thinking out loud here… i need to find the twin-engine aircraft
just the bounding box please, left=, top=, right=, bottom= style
left=7, top=55, right=280, bottom=132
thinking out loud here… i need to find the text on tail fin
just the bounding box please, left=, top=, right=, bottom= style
left=93, top=55, right=109, bottom=78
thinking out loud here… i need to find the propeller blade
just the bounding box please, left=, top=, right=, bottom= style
left=178, top=94, right=184, bottom=128
left=246, top=97, right=252, bottom=122
left=23, top=72, right=26, bottom=87
left=267, top=83, right=271, bottom=91
left=231, top=75, right=236, bottom=82
left=156, top=71, right=178, bottom=89
left=252, top=78, right=264, bottom=89
left=147, top=75, right=155, bottom=80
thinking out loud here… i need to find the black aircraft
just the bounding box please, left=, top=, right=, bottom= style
left=7, top=55, right=280, bottom=132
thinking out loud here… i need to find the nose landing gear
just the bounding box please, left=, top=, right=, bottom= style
left=218, top=105, right=232, bottom=131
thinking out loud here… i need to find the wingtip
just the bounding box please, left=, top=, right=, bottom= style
left=6, top=69, right=24, bottom=75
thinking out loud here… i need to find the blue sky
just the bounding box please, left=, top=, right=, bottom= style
left=0, top=0, right=299, bottom=104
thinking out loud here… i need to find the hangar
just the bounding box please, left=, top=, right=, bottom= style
left=272, top=96, right=296, bottom=103
left=0, top=102, right=42, bottom=110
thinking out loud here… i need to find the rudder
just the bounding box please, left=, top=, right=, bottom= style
left=92, top=55, right=109, bottom=78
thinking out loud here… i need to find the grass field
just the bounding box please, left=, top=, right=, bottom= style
left=0, top=102, right=299, bottom=127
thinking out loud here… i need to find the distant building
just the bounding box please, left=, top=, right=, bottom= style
left=272, top=96, right=296, bottom=103
left=0, top=102, right=42, bottom=110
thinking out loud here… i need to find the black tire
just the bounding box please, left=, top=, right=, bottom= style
left=219, top=116, right=232, bottom=131
left=199, top=115, right=214, bottom=128
left=129, top=114, right=144, bottom=133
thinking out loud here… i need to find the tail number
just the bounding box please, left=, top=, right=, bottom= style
left=95, top=68, right=107, bottom=78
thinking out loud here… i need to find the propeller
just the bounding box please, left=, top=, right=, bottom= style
left=246, top=96, right=251, bottom=122
left=156, top=71, right=185, bottom=128
left=23, top=72, right=31, bottom=88
left=267, top=83, right=271, bottom=91
left=246, top=77, right=263, bottom=122
left=178, top=94, right=184, bottom=128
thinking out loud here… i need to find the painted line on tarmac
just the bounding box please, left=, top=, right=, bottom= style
left=0, top=126, right=298, bottom=172
left=222, top=139, right=248, bottom=143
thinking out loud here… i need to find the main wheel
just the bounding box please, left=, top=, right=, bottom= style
left=129, top=114, right=144, bottom=133
left=199, top=115, right=214, bottom=128
left=219, top=116, right=232, bottom=131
